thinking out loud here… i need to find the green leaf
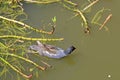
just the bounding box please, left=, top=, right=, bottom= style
left=52, top=16, right=56, bottom=23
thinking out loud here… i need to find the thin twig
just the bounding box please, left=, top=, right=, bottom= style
left=99, top=14, right=112, bottom=30
left=82, top=0, right=99, bottom=12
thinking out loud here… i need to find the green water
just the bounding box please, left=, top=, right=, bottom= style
left=21, top=0, right=120, bottom=80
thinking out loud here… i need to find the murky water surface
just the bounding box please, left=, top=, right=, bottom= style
left=21, top=0, right=120, bottom=80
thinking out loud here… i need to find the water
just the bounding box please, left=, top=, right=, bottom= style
left=22, top=0, right=120, bottom=80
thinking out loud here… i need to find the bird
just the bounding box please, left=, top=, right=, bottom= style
left=28, top=41, right=76, bottom=59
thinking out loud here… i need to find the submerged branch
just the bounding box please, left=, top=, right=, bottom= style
left=0, top=57, right=32, bottom=79
left=61, top=2, right=90, bottom=34
left=91, top=8, right=111, bottom=31
left=74, top=9, right=88, bottom=29
left=24, top=0, right=60, bottom=4
left=0, top=16, right=54, bottom=34
left=91, top=8, right=110, bottom=23
left=0, top=35, right=64, bottom=41
left=74, top=9, right=90, bottom=33
left=0, top=53, right=46, bottom=70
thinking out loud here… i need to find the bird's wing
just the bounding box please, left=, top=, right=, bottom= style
left=43, top=44, right=61, bottom=54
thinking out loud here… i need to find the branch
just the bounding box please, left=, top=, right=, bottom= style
left=61, top=2, right=90, bottom=34
left=24, top=0, right=60, bottom=4
left=0, top=16, right=54, bottom=34
left=0, top=57, right=32, bottom=79
left=0, top=35, right=64, bottom=41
